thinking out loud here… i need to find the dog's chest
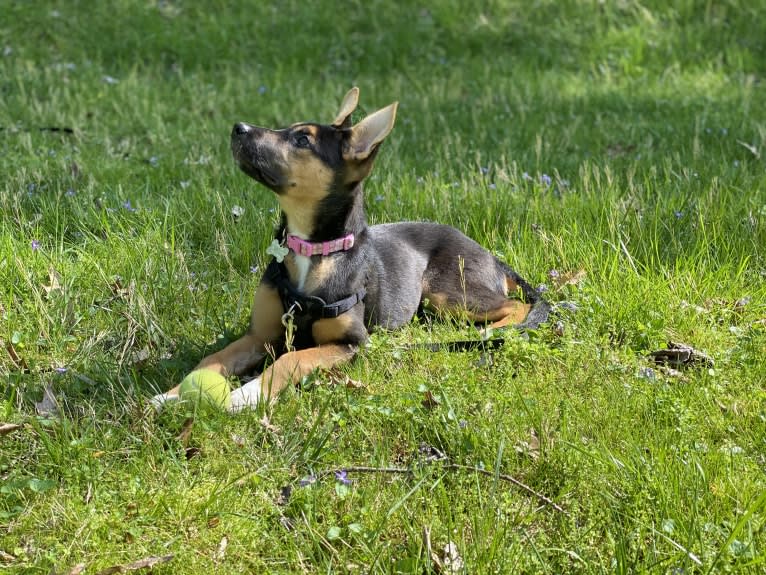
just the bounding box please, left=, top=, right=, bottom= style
left=292, top=254, right=311, bottom=290
left=286, top=255, right=336, bottom=292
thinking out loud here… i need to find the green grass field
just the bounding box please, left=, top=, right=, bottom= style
left=2, top=1, right=765, bottom=573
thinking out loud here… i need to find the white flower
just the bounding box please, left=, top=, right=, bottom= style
left=266, top=240, right=289, bottom=263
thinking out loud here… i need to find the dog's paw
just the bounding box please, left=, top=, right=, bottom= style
left=149, top=392, right=179, bottom=412
left=229, top=377, right=263, bottom=412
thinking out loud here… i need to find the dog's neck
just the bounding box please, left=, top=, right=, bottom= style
left=280, top=182, right=367, bottom=242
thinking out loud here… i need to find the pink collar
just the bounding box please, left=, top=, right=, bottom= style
left=286, top=233, right=355, bottom=257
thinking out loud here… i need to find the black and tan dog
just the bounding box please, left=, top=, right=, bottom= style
left=153, top=87, right=549, bottom=411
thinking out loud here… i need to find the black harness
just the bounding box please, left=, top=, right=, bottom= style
left=265, top=261, right=366, bottom=320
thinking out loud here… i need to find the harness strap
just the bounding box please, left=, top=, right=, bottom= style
left=266, top=261, right=365, bottom=320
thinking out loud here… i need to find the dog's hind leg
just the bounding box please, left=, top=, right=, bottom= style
left=476, top=273, right=550, bottom=330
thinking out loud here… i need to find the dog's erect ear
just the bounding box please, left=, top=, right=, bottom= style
left=332, top=87, right=360, bottom=128
left=343, top=102, right=398, bottom=161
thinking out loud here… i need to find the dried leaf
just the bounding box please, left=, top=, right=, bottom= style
left=259, top=414, right=280, bottom=434
left=0, top=549, right=15, bottom=563
left=84, top=482, right=93, bottom=505
left=230, top=433, right=247, bottom=448
left=418, top=443, right=447, bottom=462
left=185, top=446, right=201, bottom=460
left=325, top=369, right=366, bottom=390
left=440, top=542, right=464, bottom=574
left=207, top=516, right=221, bottom=529
left=35, top=383, right=60, bottom=417
left=343, top=376, right=365, bottom=389
left=279, top=516, right=295, bottom=531
left=423, top=526, right=441, bottom=570
left=66, top=564, right=86, bottom=575
left=0, top=423, right=23, bottom=436
left=215, top=536, right=228, bottom=561
left=649, top=341, right=714, bottom=369
left=422, top=390, right=440, bottom=409
left=176, top=417, right=194, bottom=447
left=109, top=277, right=131, bottom=299
left=515, top=428, right=541, bottom=460
left=5, top=341, right=29, bottom=373
left=95, top=554, right=174, bottom=575
left=129, top=347, right=151, bottom=367
left=42, top=267, right=62, bottom=297
left=552, top=269, right=586, bottom=290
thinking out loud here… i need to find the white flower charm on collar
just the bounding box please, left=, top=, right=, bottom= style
left=266, top=239, right=289, bottom=263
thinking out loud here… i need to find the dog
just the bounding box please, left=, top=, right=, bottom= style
left=152, top=87, right=549, bottom=411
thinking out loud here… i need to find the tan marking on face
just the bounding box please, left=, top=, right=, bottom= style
left=342, top=158, right=376, bottom=186
left=312, top=313, right=357, bottom=345
left=277, top=153, right=334, bottom=237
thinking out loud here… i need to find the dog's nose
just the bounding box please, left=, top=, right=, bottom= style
left=233, top=122, right=252, bottom=136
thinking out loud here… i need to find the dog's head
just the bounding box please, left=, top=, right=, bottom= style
left=231, top=87, right=397, bottom=199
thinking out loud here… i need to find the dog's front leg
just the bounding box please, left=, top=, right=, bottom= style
left=151, top=282, right=285, bottom=409
left=230, top=344, right=357, bottom=411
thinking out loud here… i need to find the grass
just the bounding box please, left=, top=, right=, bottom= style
left=1, top=0, right=765, bottom=572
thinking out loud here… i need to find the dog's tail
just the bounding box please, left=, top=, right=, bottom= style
left=500, top=263, right=551, bottom=330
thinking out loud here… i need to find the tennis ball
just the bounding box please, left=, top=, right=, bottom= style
left=178, top=369, right=231, bottom=410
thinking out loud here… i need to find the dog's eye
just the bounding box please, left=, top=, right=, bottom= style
left=294, top=133, right=311, bottom=148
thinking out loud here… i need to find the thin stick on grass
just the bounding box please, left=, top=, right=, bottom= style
left=316, top=464, right=568, bottom=515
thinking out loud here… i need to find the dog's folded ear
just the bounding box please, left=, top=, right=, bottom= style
left=343, top=102, right=398, bottom=162
left=332, top=87, right=360, bottom=129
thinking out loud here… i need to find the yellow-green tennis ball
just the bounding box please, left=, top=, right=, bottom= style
left=178, top=369, right=231, bottom=410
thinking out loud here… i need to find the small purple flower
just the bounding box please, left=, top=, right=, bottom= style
left=31, top=240, right=40, bottom=251
left=374, top=194, right=384, bottom=202
left=298, top=475, right=317, bottom=487
left=148, top=156, right=159, bottom=167
left=488, top=183, right=496, bottom=190
left=65, top=188, right=75, bottom=197
left=334, top=470, right=352, bottom=485
left=122, top=200, right=136, bottom=212
left=258, top=85, right=267, bottom=95
left=480, top=166, right=489, bottom=175
left=459, top=419, right=468, bottom=429
left=55, top=367, right=68, bottom=374
left=27, top=183, right=37, bottom=193
left=540, top=174, right=552, bottom=187
left=548, top=269, right=560, bottom=280
left=250, top=266, right=259, bottom=274
left=103, top=75, right=119, bottom=85
left=536, top=283, right=549, bottom=293
left=522, top=172, right=532, bottom=181
left=674, top=210, right=683, bottom=219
